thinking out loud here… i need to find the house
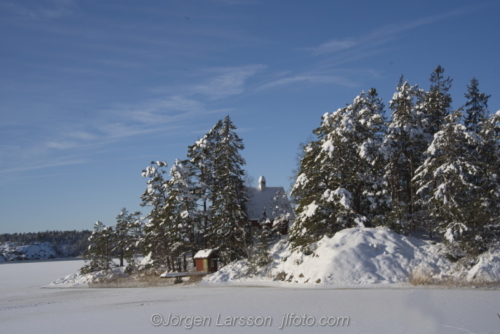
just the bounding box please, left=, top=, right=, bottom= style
left=246, top=176, right=295, bottom=235
left=194, top=249, right=218, bottom=273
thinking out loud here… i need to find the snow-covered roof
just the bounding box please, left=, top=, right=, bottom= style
left=246, top=176, right=295, bottom=222
left=194, top=249, right=214, bottom=259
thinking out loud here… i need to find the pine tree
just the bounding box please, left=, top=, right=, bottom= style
left=187, top=131, right=217, bottom=250
left=165, top=159, right=199, bottom=270
left=464, top=77, right=490, bottom=133
left=290, top=89, right=388, bottom=249
left=114, top=208, right=142, bottom=270
left=139, top=161, right=172, bottom=268
left=208, top=116, right=249, bottom=264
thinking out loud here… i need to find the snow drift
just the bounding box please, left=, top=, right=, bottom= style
left=205, top=227, right=452, bottom=285
left=50, top=266, right=128, bottom=287
left=466, top=250, right=500, bottom=282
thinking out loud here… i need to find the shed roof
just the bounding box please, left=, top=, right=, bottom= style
left=194, top=249, right=214, bottom=259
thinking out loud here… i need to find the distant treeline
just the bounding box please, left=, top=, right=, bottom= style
left=0, top=230, right=92, bottom=257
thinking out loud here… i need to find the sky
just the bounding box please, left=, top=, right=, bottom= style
left=1, top=0, right=499, bottom=233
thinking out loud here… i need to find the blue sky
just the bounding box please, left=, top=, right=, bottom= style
left=1, top=0, right=499, bottom=233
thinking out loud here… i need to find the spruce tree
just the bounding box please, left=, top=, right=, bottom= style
left=422, top=65, right=453, bottom=136
left=464, top=77, right=490, bottom=133
left=208, top=116, right=249, bottom=264
left=413, top=109, right=491, bottom=253
left=475, top=111, right=500, bottom=250
left=381, top=77, right=429, bottom=233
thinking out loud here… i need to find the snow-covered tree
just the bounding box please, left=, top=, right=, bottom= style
left=165, top=159, right=199, bottom=270
left=413, top=109, right=496, bottom=253
left=464, top=77, right=490, bottom=133
left=381, top=78, right=429, bottom=233
left=422, top=65, right=453, bottom=136
left=269, top=188, right=294, bottom=236
left=290, top=89, right=388, bottom=249
left=139, top=161, right=172, bottom=268
left=247, top=224, right=272, bottom=274
left=208, top=116, right=249, bottom=264
left=475, top=111, right=500, bottom=248
left=80, top=221, right=115, bottom=274
left=114, top=208, right=142, bottom=269
left=187, top=132, right=216, bottom=249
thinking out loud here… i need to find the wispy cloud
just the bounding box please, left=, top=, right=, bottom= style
left=0, top=64, right=264, bottom=174
left=258, top=74, right=359, bottom=91
left=189, top=65, right=266, bottom=100
left=303, top=39, right=358, bottom=56
left=151, top=65, right=266, bottom=99
left=112, top=96, right=206, bottom=125
left=1, top=0, right=77, bottom=20
left=256, top=8, right=474, bottom=92
left=0, top=158, right=86, bottom=174
left=302, top=6, right=478, bottom=61
left=211, top=0, right=257, bottom=5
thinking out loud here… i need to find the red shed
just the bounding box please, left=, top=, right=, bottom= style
left=194, top=249, right=218, bottom=273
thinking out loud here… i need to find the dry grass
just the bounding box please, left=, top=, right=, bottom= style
left=408, top=267, right=436, bottom=286
left=187, top=274, right=203, bottom=284
left=88, top=269, right=184, bottom=288
left=408, top=267, right=500, bottom=289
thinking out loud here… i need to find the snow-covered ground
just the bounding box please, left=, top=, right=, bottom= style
left=1, top=248, right=500, bottom=333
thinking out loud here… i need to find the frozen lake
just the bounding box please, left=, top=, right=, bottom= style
left=1, top=259, right=499, bottom=333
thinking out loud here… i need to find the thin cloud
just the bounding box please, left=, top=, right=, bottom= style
left=303, top=6, right=479, bottom=59
left=114, top=96, right=206, bottom=125
left=189, top=65, right=266, bottom=100
left=46, top=141, right=79, bottom=150
left=0, top=64, right=265, bottom=175
left=1, top=0, right=77, bottom=20
left=211, top=0, right=257, bottom=5
left=258, top=74, right=359, bottom=91
left=151, top=65, right=266, bottom=99
left=303, top=39, right=358, bottom=56
left=263, top=9, right=474, bottom=93
left=0, top=158, right=86, bottom=174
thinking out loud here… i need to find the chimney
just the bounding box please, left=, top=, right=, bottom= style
left=258, top=176, right=266, bottom=191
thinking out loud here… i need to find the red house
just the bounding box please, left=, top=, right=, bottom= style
left=246, top=176, right=295, bottom=235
